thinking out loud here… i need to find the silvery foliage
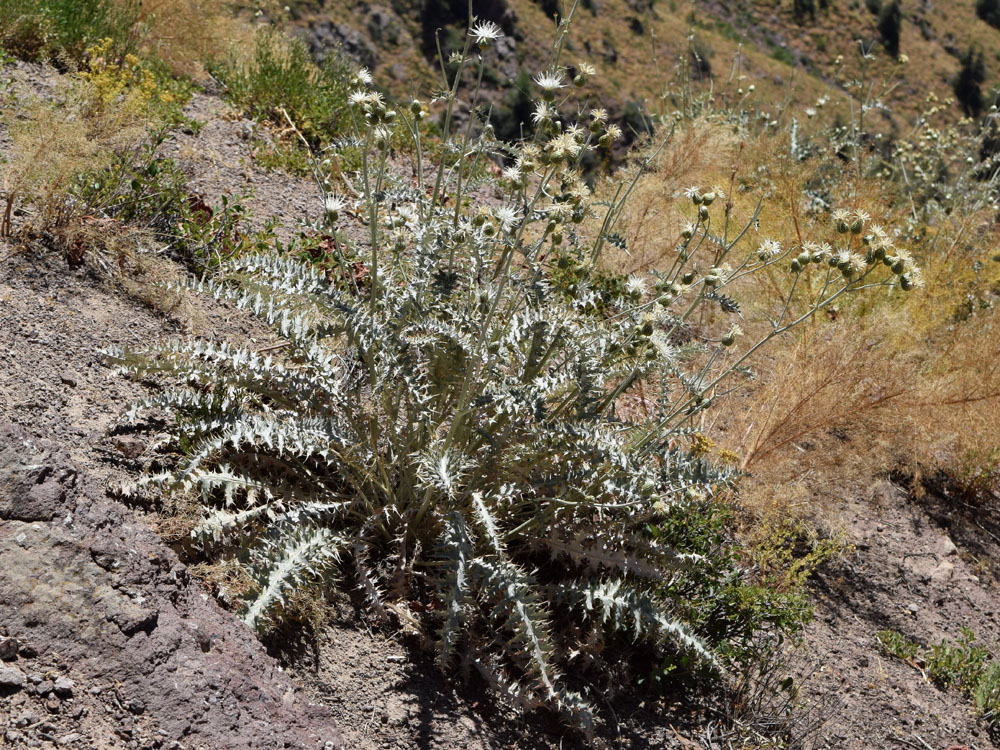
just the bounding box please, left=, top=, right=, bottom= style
left=106, top=6, right=915, bottom=733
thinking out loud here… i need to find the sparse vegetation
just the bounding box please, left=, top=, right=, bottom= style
left=878, top=628, right=1000, bottom=728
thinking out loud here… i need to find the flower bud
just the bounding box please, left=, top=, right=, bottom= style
left=836, top=220, right=850, bottom=234
left=721, top=332, right=735, bottom=346
left=790, top=259, right=802, bottom=273
left=698, top=205, right=710, bottom=221
left=850, top=218, right=864, bottom=234
left=691, top=192, right=703, bottom=205
left=681, top=271, right=695, bottom=284
left=797, top=251, right=811, bottom=266
left=573, top=74, right=586, bottom=87
left=891, top=259, right=905, bottom=275
left=681, top=226, right=694, bottom=239
left=482, top=222, right=496, bottom=237
left=900, top=274, right=913, bottom=291
left=410, top=99, right=423, bottom=115
left=702, top=191, right=716, bottom=205
left=704, top=274, right=720, bottom=286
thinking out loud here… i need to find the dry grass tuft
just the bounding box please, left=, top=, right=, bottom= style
left=129, top=0, right=255, bottom=80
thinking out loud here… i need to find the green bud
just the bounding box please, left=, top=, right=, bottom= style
left=704, top=274, right=720, bottom=286
left=482, top=222, right=496, bottom=237
left=639, top=320, right=653, bottom=336
left=850, top=218, right=864, bottom=234
left=790, top=259, right=802, bottom=273
left=702, top=191, right=716, bottom=205
left=691, top=192, right=703, bottom=205
left=891, top=259, right=905, bottom=275
left=797, top=251, right=811, bottom=266
left=698, top=205, right=710, bottom=221
left=836, top=220, right=850, bottom=234
left=900, top=274, right=913, bottom=291
left=681, top=272, right=695, bottom=284
left=410, top=99, right=423, bottom=115
left=721, top=332, right=735, bottom=346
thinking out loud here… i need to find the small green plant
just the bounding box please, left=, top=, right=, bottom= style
left=926, top=627, right=991, bottom=690
left=876, top=629, right=920, bottom=662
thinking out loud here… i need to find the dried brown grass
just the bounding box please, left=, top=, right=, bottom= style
left=607, top=118, right=1000, bottom=526
left=124, top=0, right=255, bottom=80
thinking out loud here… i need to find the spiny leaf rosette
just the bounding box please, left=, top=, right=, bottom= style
left=106, top=11, right=918, bottom=735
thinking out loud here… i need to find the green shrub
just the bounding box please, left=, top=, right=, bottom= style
left=0, top=0, right=137, bottom=63
left=76, top=134, right=276, bottom=267
left=108, top=12, right=916, bottom=734
left=210, top=27, right=353, bottom=147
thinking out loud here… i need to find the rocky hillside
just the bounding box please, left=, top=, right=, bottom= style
left=295, top=0, right=1000, bottom=138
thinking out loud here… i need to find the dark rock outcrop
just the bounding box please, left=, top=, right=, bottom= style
left=0, top=422, right=343, bottom=749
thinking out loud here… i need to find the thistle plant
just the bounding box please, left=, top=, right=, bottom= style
left=107, top=6, right=918, bottom=734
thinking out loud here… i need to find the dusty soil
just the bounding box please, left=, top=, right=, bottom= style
left=4, top=57, right=1000, bottom=750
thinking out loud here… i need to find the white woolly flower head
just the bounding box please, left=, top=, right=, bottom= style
left=758, top=238, right=782, bottom=258
left=469, top=20, right=503, bottom=48
left=324, top=193, right=348, bottom=216
left=353, top=68, right=373, bottom=87
left=534, top=71, right=567, bottom=99
left=493, top=205, right=522, bottom=232
left=625, top=275, right=648, bottom=298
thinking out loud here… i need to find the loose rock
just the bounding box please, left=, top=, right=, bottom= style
left=0, top=664, right=25, bottom=690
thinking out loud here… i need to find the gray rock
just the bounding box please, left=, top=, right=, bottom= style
left=937, top=536, right=958, bottom=557
left=930, top=561, right=955, bottom=584
left=0, top=424, right=77, bottom=521
left=53, top=676, right=74, bottom=697
left=0, top=664, right=25, bottom=690
left=0, top=636, right=18, bottom=661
